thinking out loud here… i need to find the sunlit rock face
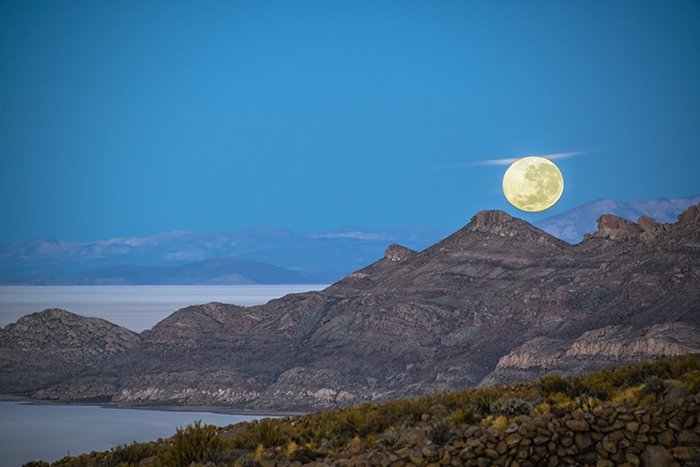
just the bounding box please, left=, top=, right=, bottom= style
left=637, top=215, right=658, bottom=231
left=593, top=214, right=644, bottom=240
left=1, top=204, right=699, bottom=410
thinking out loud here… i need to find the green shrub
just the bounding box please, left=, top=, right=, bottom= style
left=330, top=410, right=359, bottom=439
left=537, top=374, right=571, bottom=395
left=641, top=376, right=666, bottom=401
left=680, top=371, right=700, bottom=393
left=497, top=398, right=532, bottom=417
left=469, top=387, right=504, bottom=416
left=255, top=419, right=288, bottom=447
left=105, top=440, right=159, bottom=465
left=379, top=427, right=400, bottom=447
left=606, top=354, right=699, bottom=388
left=235, top=453, right=261, bottom=467
left=426, top=418, right=451, bottom=445
left=450, top=408, right=467, bottom=424
left=232, top=418, right=293, bottom=449
left=154, top=420, right=225, bottom=466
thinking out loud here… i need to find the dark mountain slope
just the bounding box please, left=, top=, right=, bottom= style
left=1, top=205, right=698, bottom=409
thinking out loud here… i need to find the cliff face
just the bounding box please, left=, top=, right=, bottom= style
left=490, top=323, right=700, bottom=385
left=1, top=205, right=699, bottom=409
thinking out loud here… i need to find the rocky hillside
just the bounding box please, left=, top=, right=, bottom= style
left=0, top=309, right=139, bottom=395
left=32, top=354, right=700, bottom=467
left=1, top=204, right=699, bottom=409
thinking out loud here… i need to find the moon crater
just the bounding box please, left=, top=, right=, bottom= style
left=502, top=156, right=564, bottom=212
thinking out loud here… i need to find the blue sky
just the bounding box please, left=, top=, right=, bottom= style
left=1, top=1, right=699, bottom=243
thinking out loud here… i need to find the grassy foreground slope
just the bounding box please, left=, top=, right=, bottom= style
left=27, top=354, right=700, bottom=467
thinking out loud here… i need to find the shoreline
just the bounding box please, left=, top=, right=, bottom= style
left=0, top=283, right=331, bottom=332
left=0, top=394, right=307, bottom=418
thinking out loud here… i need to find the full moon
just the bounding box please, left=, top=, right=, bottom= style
left=502, top=156, right=564, bottom=212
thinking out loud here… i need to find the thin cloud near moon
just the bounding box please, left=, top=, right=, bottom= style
left=474, top=150, right=587, bottom=166
left=432, top=151, right=587, bottom=169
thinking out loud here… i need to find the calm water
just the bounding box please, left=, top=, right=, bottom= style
left=0, top=401, right=267, bottom=466
left=0, top=285, right=328, bottom=331
left=0, top=286, right=321, bottom=465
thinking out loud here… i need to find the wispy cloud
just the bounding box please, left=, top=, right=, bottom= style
left=433, top=151, right=588, bottom=169
left=307, top=232, right=389, bottom=240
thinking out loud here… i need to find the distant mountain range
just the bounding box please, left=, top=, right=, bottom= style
left=0, top=225, right=446, bottom=285
left=2, top=203, right=698, bottom=409
left=4, top=259, right=311, bottom=285
left=0, top=195, right=697, bottom=284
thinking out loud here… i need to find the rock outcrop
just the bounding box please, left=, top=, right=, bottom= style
left=679, top=204, right=700, bottom=225
left=0, top=309, right=139, bottom=393
left=384, top=244, right=416, bottom=262
left=592, top=214, right=644, bottom=240
left=1, top=204, right=699, bottom=409
left=637, top=215, right=658, bottom=231
left=489, top=323, right=700, bottom=386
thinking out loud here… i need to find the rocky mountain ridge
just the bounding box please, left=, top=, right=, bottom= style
left=3, top=195, right=697, bottom=284
left=535, top=194, right=700, bottom=243
left=1, top=204, right=698, bottom=409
